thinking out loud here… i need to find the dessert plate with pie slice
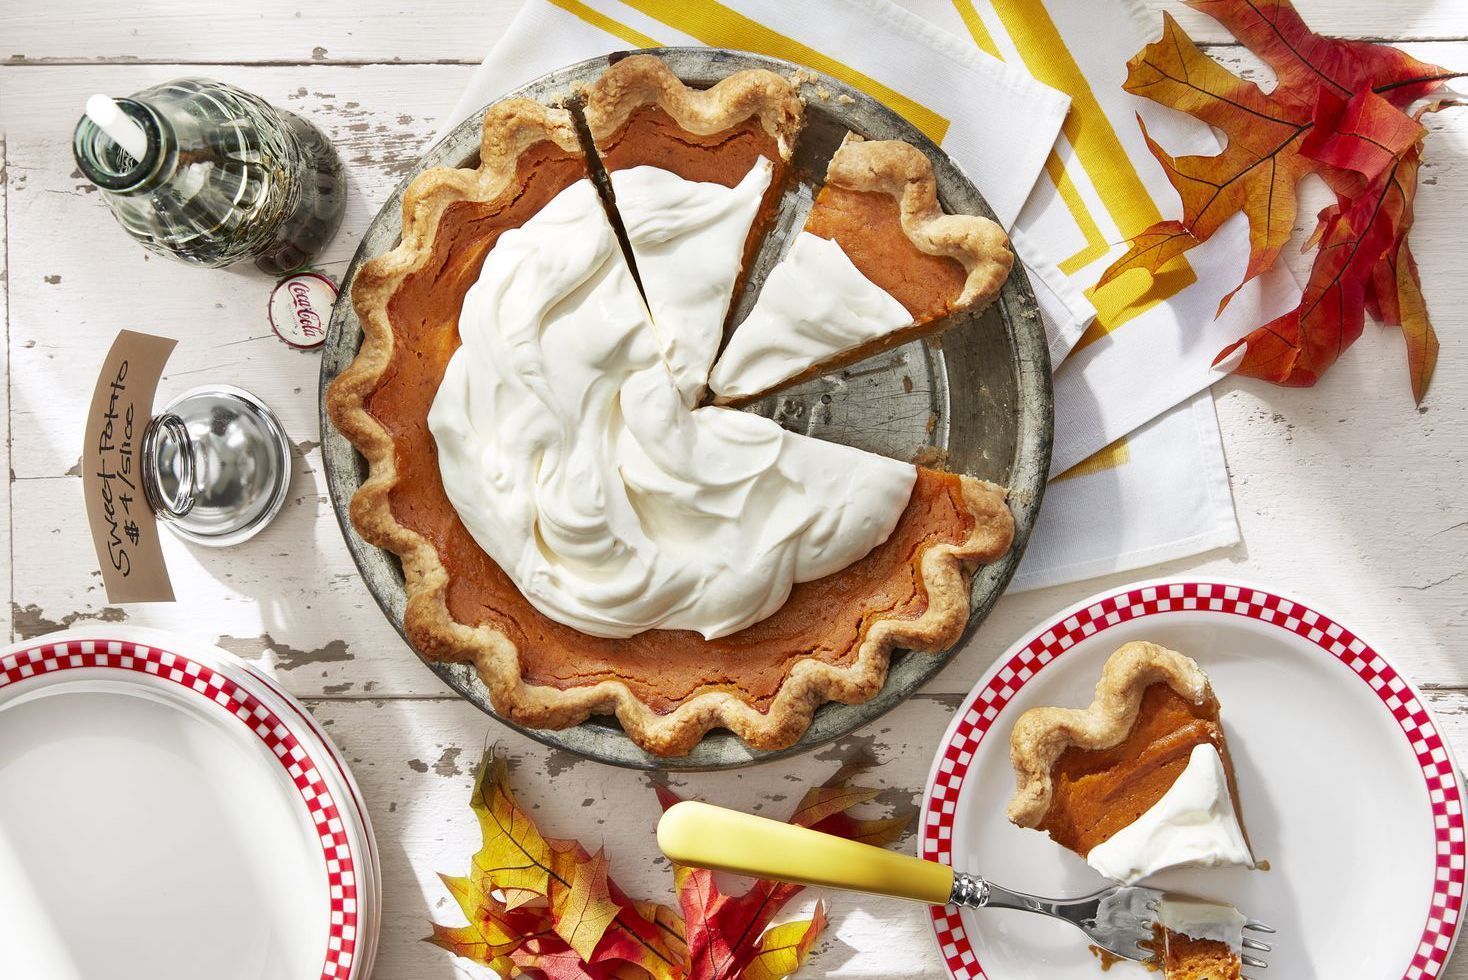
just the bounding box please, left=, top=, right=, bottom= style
left=921, top=579, right=1466, bottom=979
left=321, top=48, right=1050, bottom=770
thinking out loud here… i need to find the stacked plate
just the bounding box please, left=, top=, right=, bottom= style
left=0, top=627, right=379, bottom=980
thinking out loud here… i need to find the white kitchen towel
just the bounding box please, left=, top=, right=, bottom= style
left=1009, top=391, right=1239, bottom=592
left=441, top=0, right=1247, bottom=590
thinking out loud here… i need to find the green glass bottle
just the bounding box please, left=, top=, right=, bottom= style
left=73, top=78, right=346, bottom=275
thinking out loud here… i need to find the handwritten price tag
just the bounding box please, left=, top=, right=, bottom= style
left=82, top=330, right=177, bottom=603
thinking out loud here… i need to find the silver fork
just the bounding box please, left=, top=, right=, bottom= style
left=659, top=800, right=1275, bottom=973
left=950, top=874, right=1274, bottom=975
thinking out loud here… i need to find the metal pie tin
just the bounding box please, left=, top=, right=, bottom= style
left=320, top=48, right=1054, bottom=771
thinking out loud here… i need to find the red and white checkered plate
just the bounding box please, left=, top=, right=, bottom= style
left=921, top=579, right=1466, bottom=978
left=0, top=632, right=366, bottom=980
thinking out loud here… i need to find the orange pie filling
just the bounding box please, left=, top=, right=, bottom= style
left=1036, top=683, right=1236, bottom=857
left=363, top=139, right=982, bottom=718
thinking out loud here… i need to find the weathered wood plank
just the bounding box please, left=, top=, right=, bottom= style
left=2, top=0, right=1465, bottom=66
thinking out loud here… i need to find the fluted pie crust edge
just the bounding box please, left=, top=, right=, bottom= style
left=1006, top=641, right=1213, bottom=827
left=826, top=135, right=1013, bottom=309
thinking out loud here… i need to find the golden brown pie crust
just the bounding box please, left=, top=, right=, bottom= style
left=1007, top=641, right=1247, bottom=852
left=328, top=62, right=1016, bottom=757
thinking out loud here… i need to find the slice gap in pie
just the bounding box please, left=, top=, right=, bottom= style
left=1150, top=898, right=1247, bottom=980
left=329, top=55, right=1017, bottom=757
left=707, top=133, right=1013, bottom=405
left=582, top=54, right=802, bottom=406
left=1007, top=642, right=1255, bottom=884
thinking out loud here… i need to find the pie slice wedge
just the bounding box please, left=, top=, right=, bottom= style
left=708, top=134, right=1012, bottom=405
left=1007, top=642, right=1255, bottom=884
left=584, top=54, right=802, bottom=406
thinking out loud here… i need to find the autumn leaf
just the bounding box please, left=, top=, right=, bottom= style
left=471, top=751, right=556, bottom=910
left=1186, top=0, right=1451, bottom=109
left=1214, top=128, right=1424, bottom=388
left=550, top=846, right=623, bottom=961
left=788, top=752, right=914, bottom=846
left=1392, top=243, right=1438, bottom=402
left=742, top=903, right=827, bottom=980
left=429, top=750, right=902, bottom=979
left=1102, top=0, right=1462, bottom=400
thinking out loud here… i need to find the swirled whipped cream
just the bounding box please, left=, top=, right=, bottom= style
left=709, top=232, right=913, bottom=401
left=428, top=178, right=916, bottom=640
left=1086, top=743, right=1255, bottom=884
left=611, top=158, right=772, bottom=406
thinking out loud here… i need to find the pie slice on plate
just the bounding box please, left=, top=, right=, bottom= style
left=708, top=134, right=1012, bottom=404
left=584, top=54, right=801, bottom=406
left=1006, top=642, right=1255, bottom=883
left=328, top=55, right=1016, bottom=757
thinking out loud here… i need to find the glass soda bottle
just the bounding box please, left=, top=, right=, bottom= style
left=72, top=77, right=346, bottom=275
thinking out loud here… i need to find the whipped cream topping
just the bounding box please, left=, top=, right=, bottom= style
left=428, top=177, right=916, bottom=640
left=1156, top=898, right=1246, bottom=951
left=612, top=158, right=772, bottom=406
left=709, top=232, right=913, bottom=401
left=1086, top=743, right=1254, bottom=885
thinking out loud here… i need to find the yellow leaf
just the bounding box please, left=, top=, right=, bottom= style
left=470, top=749, right=556, bottom=910
left=742, top=902, right=827, bottom=980
left=549, top=845, right=623, bottom=961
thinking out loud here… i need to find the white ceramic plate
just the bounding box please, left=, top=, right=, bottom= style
left=921, top=580, right=1466, bottom=979
left=0, top=633, right=368, bottom=980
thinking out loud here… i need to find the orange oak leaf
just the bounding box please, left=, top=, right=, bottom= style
left=428, top=870, right=557, bottom=976
left=788, top=754, right=914, bottom=846
left=1102, top=0, right=1461, bottom=399
left=1102, top=12, right=1323, bottom=300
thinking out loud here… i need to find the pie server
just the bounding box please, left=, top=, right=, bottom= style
left=657, top=800, right=1274, bottom=973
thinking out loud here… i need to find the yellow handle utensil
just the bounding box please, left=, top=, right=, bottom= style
left=657, top=800, right=955, bottom=905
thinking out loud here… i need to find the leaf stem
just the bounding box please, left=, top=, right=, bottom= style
left=1373, top=71, right=1468, bottom=95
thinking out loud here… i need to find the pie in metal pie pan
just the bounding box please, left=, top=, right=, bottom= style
left=320, top=48, right=1053, bottom=771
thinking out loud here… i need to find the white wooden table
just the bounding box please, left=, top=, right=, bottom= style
left=2, top=2, right=1466, bottom=976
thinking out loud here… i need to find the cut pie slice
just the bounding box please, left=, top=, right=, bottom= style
left=708, top=135, right=1012, bottom=404
left=1007, top=642, right=1255, bottom=884
left=584, top=54, right=802, bottom=406
left=1151, top=899, right=1246, bottom=980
